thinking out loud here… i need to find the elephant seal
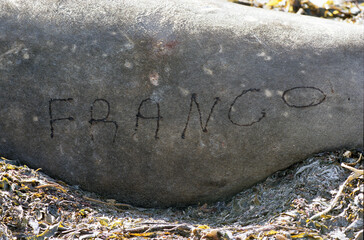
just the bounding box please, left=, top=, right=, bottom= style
left=0, top=0, right=362, bottom=207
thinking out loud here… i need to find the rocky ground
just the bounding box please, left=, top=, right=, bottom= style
left=0, top=149, right=362, bottom=239
left=231, top=0, right=364, bottom=24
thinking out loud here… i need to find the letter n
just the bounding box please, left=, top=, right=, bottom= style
left=181, top=93, right=220, bottom=139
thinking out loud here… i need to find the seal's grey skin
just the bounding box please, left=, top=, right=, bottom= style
left=0, top=0, right=363, bottom=207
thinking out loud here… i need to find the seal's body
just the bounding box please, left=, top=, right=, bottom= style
left=0, top=0, right=362, bottom=206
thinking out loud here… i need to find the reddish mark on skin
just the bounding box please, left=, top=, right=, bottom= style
left=152, top=40, right=179, bottom=57
left=152, top=40, right=179, bottom=58
left=165, top=40, right=179, bottom=49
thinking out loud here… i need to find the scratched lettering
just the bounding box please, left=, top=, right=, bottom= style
left=181, top=93, right=220, bottom=139
left=134, top=98, right=162, bottom=139
left=47, top=84, right=328, bottom=142
left=89, top=99, right=118, bottom=143
left=228, top=88, right=266, bottom=126
left=282, top=86, right=326, bottom=108
left=49, top=98, right=74, bottom=138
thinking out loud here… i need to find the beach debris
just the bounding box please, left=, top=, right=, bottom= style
left=230, top=0, right=364, bottom=23
left=0, top=149, right=362, bottom=239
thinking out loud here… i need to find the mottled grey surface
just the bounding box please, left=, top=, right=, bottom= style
left=0, top=0, right=363, bottom=207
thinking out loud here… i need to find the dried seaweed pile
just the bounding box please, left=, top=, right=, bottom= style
left=0, top=149, right=363, bottom=239
left=230, top=0, right=364, bottom=24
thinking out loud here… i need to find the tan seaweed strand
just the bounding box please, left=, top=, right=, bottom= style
left=82, top=196, right=134, bottom=208
left=310, top=163, right=363, bottom=220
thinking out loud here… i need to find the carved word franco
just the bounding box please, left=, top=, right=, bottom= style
left=49, top=86, right=326, bottom=142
